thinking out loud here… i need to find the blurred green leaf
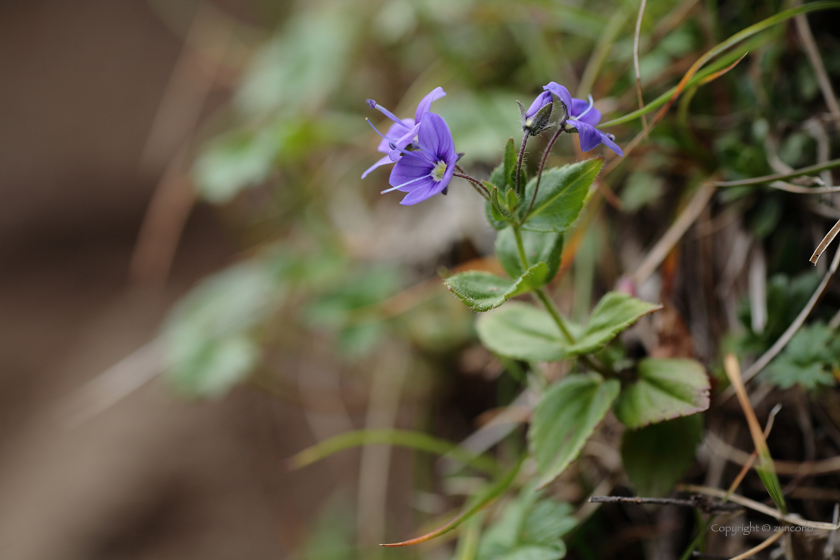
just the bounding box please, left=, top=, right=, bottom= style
left=621, top=414, right=704, bottom=497
left=235, top=6, right=358, bottom=117
left=477, top=484, right=575, bottom=560
left=164, top=259, right=283, bottom=397
left=530, top=373, right=620, bottom=487
left=613, top=358, right=710, bottom=428
left=520, top=160, right=602, bottom=233
left=762, top=323, right=840, bottom=390
left=620, top=171, right=665, bottom=212
left=194, top=128, right=277, bottom=203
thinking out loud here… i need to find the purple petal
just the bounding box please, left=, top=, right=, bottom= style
left=417, top=112, right=455, bottom=162
left=389, top=151, right=434, bottom=190
left=387, top=123, right=421, bottom=161
left=414, top=87, right=447, bottom=122
left=362, top=154, right=394, bottom=179
left=400, top=180, right=446, bottom=205
left=377, top=119, right=415, bottom=153
left=599, top=131, right=623, bottom=156
left=571, top=98, right=602, bottom=125
left=525, top=91, right=553, bottom=119
left=569, top=119, right=601, bottom=152
left=543, top=82, right=572, bottom=116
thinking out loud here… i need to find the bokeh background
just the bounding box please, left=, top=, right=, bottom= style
left=2, top=0, right=840, bottom=559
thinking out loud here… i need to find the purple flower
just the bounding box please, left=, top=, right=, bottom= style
left=519, top=90, right=553, bottom=134
left=382, top=112, right=458, bottom=205
left=362, top=87, right=447, bottom=178
left=543, top=82, right=623, bottom=157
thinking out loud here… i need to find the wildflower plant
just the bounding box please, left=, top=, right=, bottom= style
left=361, top=83, right=710, bottom=547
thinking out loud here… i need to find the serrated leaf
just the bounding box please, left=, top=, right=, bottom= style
left=565, top=292, right=662, bottom=355
left=496, top=228, right=563, bottom=287
left=613, top=358, right=710, bottom=428
left=445, top=263, right=548, bottom=312
left=476, top=303, right=576, bottom=362
left=621, top=415, right=703, bottom=497
left=519, top=160, right=602, bottom=233
left=530, top=374, right=620, bottom=487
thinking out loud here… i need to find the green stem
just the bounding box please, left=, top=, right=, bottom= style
left=534, top=289, right=577, bottom=345
left=512, top=226, right=612, bottom=377
left=512, top=225, right=530, bottom=268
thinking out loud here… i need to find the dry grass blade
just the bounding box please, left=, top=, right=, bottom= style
left=723, top=354, right=787, bottom=513
left=794, top=3, right=840, bottom=121
left=811, top=218, right=840, bottom=264
left=631, top=183, right=716, bottom=287
left=678, top=485, right=840, bottom=531
left=728, top=530, right=784, bottom=560
left=706, top=431, right=840, bottom=476
left=726, top=404, right=782, bottom=496
left=633, top=0, right=650, bottom=139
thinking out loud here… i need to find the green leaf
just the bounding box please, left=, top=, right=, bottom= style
left=477, top=293, right=658, bottom=362
left=519, top=160, right=603, bottom=233
left=530, top=374, right=620, bottom=487
left=486, top=185, right=514, bottom=230
left=477, top=484, right=574, bottom=560
left=496, top=228, right=564, bottom=287
left=613, top=358, right=710, bottom=428
left=476, top=303, right=574, bottom=362
left=288, top=429, right=500, bottom=475
left=565, top=292, right=662, bottom=355
left=163, top=260, right=283, bottom=397
left=445, top=264, right=548, bottom=312
left=762, top=323, right=840, bottom=390
left=621, top=415, right=704, bottom=497
left=504, top=137, right=518, bottom=190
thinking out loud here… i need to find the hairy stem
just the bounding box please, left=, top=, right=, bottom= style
left=524, top=126, right=565, bottom=220
left=454, top=172, right=490, bottom=199
left=515, top=132, right=529, bottom=196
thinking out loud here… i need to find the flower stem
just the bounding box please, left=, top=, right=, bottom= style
left=515, top=132, right=529, bottom=196
left=454, top=171, right=490, bottom=199
left=523, top=126, right=565, bottom=221
left=514, top=224, right=612, bottom=376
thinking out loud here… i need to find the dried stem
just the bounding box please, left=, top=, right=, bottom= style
left=633, top=0, right=650, bottom=139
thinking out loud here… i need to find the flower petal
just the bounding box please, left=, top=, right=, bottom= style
left=569, top=119, right=601, bottom=152
left=525, top=91, right=553, bottom=119
left=544, top=82, right=573, bottom=116
left=377, top=119, right=415, bottom=153
left=571, top=98, right=602, bottom=126
left=598, top=131, right=623, bottom=156
left=399, top=180, right=446, bottom=205
left=414, top=87, right=447, bottom=122
left=362, top=154, right=394, bottom=179
left=388, top=123, right=421, bottom=161
left=418, top=112, right=455, bottom=162
left=389, top=150, right=433, bottom=189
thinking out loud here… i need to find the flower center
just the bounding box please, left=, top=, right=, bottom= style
left=431, top=160, right=447, bottom=182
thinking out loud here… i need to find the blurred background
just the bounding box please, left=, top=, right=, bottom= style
left=1, top=0, right=839, bottom=559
